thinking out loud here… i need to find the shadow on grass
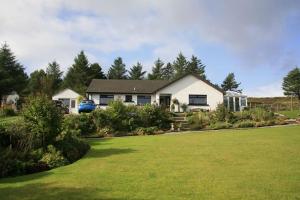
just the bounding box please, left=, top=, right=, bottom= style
left=0, top=171, right=53, bottom=184
left=0, top=183, right=124, bottom=200
left=85, top=148, right=137, bottom=158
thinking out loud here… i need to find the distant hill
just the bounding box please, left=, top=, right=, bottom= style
left=248, top=97, right=299, bottom=111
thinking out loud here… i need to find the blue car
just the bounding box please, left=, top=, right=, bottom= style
left=78, top=100, right=96, bottom=113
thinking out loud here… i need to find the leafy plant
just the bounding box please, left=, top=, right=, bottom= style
left=181, top=103, right=188, bottom=112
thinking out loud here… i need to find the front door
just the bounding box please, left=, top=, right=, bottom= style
left=159, top=95, right=171, bottom=109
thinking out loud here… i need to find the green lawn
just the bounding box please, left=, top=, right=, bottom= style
left=278, top=110, right=300, bottom=119
left=1, top=126, right=300, bottom=200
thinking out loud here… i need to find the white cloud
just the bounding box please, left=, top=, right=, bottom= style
left=0, top=0, right=299, bottom=75
left=245, top=81, right=284, bottom=97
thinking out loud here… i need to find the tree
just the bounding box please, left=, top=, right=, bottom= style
left=22, top=94, right=63, bottom=149
left=88, top=63, right=106, bottom=80
left=282, top=67, right=300, bottom=100
left=162, top=62, right=174, bottom=80
left=173, top=52, right=188, bottom=78
left=129, top=62, right=146, bottom=80
left=187, top=55, right=206, bottom=79
left=27, top=69, right=47, bottom=95
left=221, top=73, right=241, bottom=92
left=148, top=58, right=164, bottom=80
left=107, top=57, right=127, bottom=79
left=0, top=43, right=28, bottom=101
left=63, top=51, right=90, bottom=94
left=46, top=61, right=63, bottom=96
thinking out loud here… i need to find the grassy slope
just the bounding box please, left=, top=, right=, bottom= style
left=0, top=126, right=300, bottom=200
left=278, top=110, right=300, bottom=119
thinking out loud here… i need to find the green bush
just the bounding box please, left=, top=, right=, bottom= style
left=250, top=108, right=274, bottom=121
left=212, top=104, right=234, bottom=123
left=97, top=127, right=112, bottom=137
left=133, top=126, right=159, bottom=135
left=40, top=145, right=68, bottom=168
left=209, top=122, right=232, bottom=130
left=233, top=120, right=256, bottom=128
left=63, top=114, right=96, bottom=136
left=187, top=111, right=210, bottom=130
left=0, top=108, right=16, bottom=117
left=22, top=95, right=63, bottom=149
left=55, top=134, right=90, bottom=163
left=92, top=101, right=171, bottom=135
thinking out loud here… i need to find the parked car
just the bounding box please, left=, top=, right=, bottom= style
left=78, top=100, right=96, bottom=113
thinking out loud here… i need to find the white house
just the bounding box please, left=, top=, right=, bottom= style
left=87, top=74, right=224, bottom=111
left=52, top=89, right=81, bottom=114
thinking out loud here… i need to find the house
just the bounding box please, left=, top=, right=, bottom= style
left=0, top=91, right=19, bottom=111
left=86, top=74, right=224, bottom=111
left=224, top=91, right=247, bottom=111
left=52, top=89, right=81, bottom=114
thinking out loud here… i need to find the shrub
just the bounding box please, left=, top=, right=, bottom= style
left=133, top=126, right=159, bottom=135
left=212, top=104, right=235, bottom=123
left=233, top=120, right=256, bottom=128
left=209, top=122, right=232, bottom=130
left=63, top=114, right=96, bottom=136
left=250, top=108, right=274, bottom=121
left=187, top=111, right=210, bottom=129
left=22, top=95, right=63, bottom=149
left=55, top=134, right=90, bottom=163
left=40, top=145, right=68, bottom=168
left=181, top=103, right=188, bottom=112
left=0, top=108, right=16, bottom=117
left=97, top=127, right=112, bottom=137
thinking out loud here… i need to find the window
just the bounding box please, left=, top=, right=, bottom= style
left=100, top=95, right=114, bottom=105
left=189, top=95, right=207, bottom=105
left=125, top=95, right=133, bottom=102
left=241, top=97, right=247, bottom=107
left=137, top=95, right=151, bottom=105
left=71, top=100, right=76, bottom=108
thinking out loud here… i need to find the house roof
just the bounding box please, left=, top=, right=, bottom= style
left=86, top=73, right=224, bottom=94
left=87, top=79, right=169, bottom=94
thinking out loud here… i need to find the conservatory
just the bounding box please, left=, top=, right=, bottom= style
left=224, top=91, right=247, bottom=112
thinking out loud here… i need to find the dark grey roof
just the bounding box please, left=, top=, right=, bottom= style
left=86, top=73, right=224, bottom=94
left=87, top=79, right=170, bottom=94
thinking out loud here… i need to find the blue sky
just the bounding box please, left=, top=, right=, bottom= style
left=1, top=0, right=300, bottom=97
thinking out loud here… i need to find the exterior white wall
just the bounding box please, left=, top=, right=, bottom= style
left=52, top=89, right=80, bottom=114
left=155, top=75, right=223, bottom=110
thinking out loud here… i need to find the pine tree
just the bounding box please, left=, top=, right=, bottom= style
left=63, top=51, right=90, bottom=94
left=187, top=55, right=206, bottom=79
left=88, top=63, right=106, bottom=80
left=173, top=52, right=188, bottom=78
left=0, top=43, right=28, bottom=100
left=27, top=69, right=47, bottom=95
left=129, top=62, right=146, bottom=80
left=148, top=58, right=164, bottom=80
left=107, top=57, right=127, bottom=79
left=221, top=73, right=241, bottom=92
left=46, top=61, right=63, bottom=96
left=162, top=62, right=174, bottom=80
left=282, top=67, right=300, bottom=100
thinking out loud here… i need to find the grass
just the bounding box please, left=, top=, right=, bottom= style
left=278, top=110, right=300, bottom=119
left=0, top=126, right=300, bottom=199
left=0, top=116, right=22, bottom=126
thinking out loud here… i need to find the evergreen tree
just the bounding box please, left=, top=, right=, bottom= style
left=129, top=62, right=146, bottom=80
left=162, top=62, right=174, bottom=80
left=0, top=43, right=28, bottom=100
left=46, top=61, right=63, bottom=96
left=282, top=67, right=300, bottom=100
left=88, top=63, right=106, bottom=80
left=173, top=52, right=188, bottom=78
left=148, top=58, right=164, bottom=80
left=221, top=73, right=241, bottom=92
left=187, top=55, right=206, bottom=79
left=63, top=51, right=90, bottom=94
left=27, top=69, right=47, bottom=95
left=107, top=57, right=127, bottom=79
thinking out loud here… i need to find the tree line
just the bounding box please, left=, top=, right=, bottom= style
left=1, top=43, right=244, bottom=99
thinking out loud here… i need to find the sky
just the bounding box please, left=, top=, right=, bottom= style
left=1, top=0, right=300, bottom=97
